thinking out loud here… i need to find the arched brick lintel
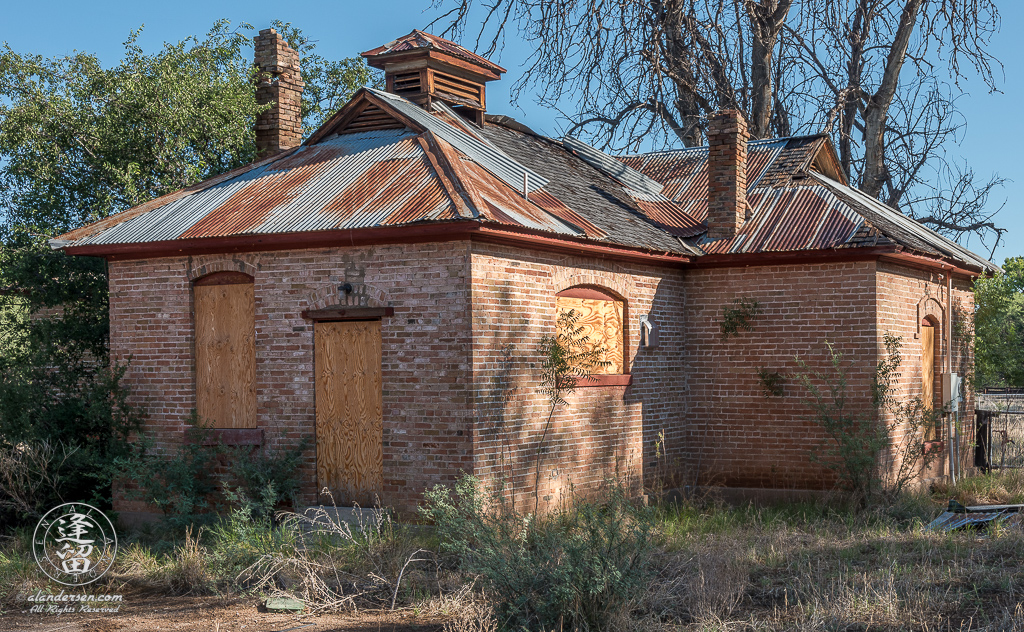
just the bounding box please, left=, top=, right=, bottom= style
left=551, top=269, right=633, bottom=303
left=186, top=256, right=260, bottom=281
left=305, top=282, right=391, bottom=311
left=916, top=296, right=945, bottom=339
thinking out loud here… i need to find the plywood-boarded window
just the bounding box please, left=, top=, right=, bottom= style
left=194, top=272, right=257, bottom=428
left=555, top=287, right=625, bottom=374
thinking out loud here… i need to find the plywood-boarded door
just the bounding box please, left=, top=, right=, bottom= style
left=314, top=320, right=383, bottom=506
left=921, top=323, right=935, bottom=410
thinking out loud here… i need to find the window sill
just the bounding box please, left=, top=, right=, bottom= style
left=575, top=374, right=633, bottom=387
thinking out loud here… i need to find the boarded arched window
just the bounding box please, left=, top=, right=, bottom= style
left=555, top=286, right=625, bottom=374
left=193, top=272, right=257, bottom=428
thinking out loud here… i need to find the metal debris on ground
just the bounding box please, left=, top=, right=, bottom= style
left=265, top=596, right=306, bottom=613
left=926, top=499, right=1024, bottom=532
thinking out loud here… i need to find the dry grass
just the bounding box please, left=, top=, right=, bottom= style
left=5, top=472, right=1024, bottom=630
left=932, top=469, right=1024, bottom=506
left=238, top=505, right=437, bottom=613
left=616, top=483, right=1024, bottom=631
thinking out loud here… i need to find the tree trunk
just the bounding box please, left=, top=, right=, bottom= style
left=860, top=0, right=924, bottom=197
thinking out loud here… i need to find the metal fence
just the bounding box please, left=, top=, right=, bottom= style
left=976, top=409, right=1024, bottom=471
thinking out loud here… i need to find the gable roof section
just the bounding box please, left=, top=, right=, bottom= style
left=477, top=120, right=699, bottom=255
left=616, top=136, right=997, bottom=271
left=810, top=173, right=998, bottom=272
left=54, top=89, right=698, bottom=257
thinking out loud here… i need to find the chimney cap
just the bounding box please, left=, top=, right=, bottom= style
left=361, top=30, right=506, bottom=77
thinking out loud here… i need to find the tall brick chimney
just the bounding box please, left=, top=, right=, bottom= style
left=706, top=110, right=749, bottom=240
left=254, top=28, right=304, bottom=157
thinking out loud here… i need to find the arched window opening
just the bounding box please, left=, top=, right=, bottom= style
left=555, top=286, right=625, bottom=375
left=193, top=271, right=257, bottom=428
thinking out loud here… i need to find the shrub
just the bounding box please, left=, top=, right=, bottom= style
left=116, top=412, right=310, bottom=531
left=792, top=334, right=941, bottom=506
left=421, top=475, right=656, bottom=631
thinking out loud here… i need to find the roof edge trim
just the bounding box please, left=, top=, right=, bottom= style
left=60, top=220, right=693, bottom=266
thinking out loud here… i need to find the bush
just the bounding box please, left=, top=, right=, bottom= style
left=792, top=334, right=942, bottom=507
left=116, top=412, right=309, bottom=531
left=421, top=475, right=655, bottom=631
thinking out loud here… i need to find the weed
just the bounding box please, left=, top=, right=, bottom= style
left=421, top=475, right=655, bottom=631
left=792, top=334, right=941, bottom=506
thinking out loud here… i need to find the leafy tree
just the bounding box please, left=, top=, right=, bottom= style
left=0, top=20, right=370, bottom=518
left=974, top=257, right=1024, bottom=388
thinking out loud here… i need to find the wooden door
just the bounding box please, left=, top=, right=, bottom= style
left=195, top=282, right=256, bottom=428
left=921, top=323, right=935, bottom=410
left=314, top=320, right=383, bottom=506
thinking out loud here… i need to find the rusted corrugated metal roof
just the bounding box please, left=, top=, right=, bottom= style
left=75, top=129, right=466, bottom=245
left=52, top=78, right=996, bottom=271
left=368, top=88, right=548, bottom=193
left=618, top=138, right=789, bottom=202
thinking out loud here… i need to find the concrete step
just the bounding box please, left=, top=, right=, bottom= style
left=296, top=505, right=389, bottom=534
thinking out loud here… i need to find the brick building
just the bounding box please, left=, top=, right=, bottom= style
left=53, top=29, right=997, bottom=519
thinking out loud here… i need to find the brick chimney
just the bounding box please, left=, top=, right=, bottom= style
left=254, top=28, right=304, bottom=157
left=706, top=110, right=749, bottom=240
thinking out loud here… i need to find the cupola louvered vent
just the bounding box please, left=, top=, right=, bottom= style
left=362, top=30, right=505, bottom=126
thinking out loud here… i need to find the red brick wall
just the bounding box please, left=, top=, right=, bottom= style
left=683, top=261, right=878, bottom=490
left=109, top=241, right=474, bottom=514
left=876, top=261, right=976, bottom=483
left=468, top=242, right=688, bottom=511
left=108, top=239, right=977, bottom=517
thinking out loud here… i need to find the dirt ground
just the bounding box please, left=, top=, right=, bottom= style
left=1, top=589, right=446, bottom=632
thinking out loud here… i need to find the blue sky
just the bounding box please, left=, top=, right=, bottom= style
left=4, top=1, right=1021, bottom=265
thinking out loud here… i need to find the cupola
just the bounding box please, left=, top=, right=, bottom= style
left=361, top=30, right=506, bottom=125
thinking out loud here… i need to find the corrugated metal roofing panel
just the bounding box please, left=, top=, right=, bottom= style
left=367, top=88, right=549, bottom=192
left=561, top=137, right=664, bottom=196
left=75, top=129, right=466, bottom=245
left=697, top=186, right=863, bottom=255
left=810, top=173, right=999, bottom=272
left=618, top=138, right=789, bottom=203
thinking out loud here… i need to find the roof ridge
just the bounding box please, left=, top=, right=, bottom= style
left=618, top=133, right=828, bottom=159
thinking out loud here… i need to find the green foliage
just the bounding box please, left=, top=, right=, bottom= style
left=116, top=412, right=309, bottom=532
left=973, top=256, right=1024, bottom=388
left=421, top=475, right=655, bottom=631
left=793, top=333, right=941, bottom=507
left=757, top=368, right=785, bottom=398
left=226, top=434, right=311, bottom=522
left=793, top=342, right=886, bottom=504
left=721, top=298, right=761, bottom=339
left=0, top=21, right=368, bottom=521
left=539, top=308, right=611, bottom=406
